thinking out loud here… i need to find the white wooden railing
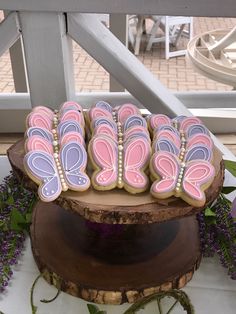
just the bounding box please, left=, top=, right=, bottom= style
left=0, top=1, right=236, bottom=159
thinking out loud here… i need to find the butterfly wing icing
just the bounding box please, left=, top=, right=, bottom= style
left=25, top=135, right=53, bottom=154
left=154, top=130, right=181, bottom=148
left=24, top=151, right=61, bottom=202
left=186, top=133, right=213, bottom=150
left=26, top=127, right=54, bottom=142
left=60, top=101, right=83, bottom=113
left=182, top=161, right=215, bottom=206
left=32, top=106, right=54, bottom=119
left=150, top=152, right=179, bottom=198
left=156, top=125, right=179, bottom=135
left=26, top=112, right=52, bottom=130
left=123, top=137, right=150, bottom=192
left=185, top=145, right=212, bottom=162
left=92, top=117, right=117, bottom=132
left=60, top=109, right=85, bottom=127
left=60, top=142, right=90, bottom=191
left=186, top=124, right=210, bottom=138
left=123, top=115, right=147, bottom=132
left=148, top=114, right=172, bottom=131
left=116, top=104, right=140, bottom=124
left=89, top=107, right=113, bottom=122
left=179, top=117, right=202, bottom=132
left=93, top=124, right=117, bottom=141
left=153, top=138, right=180, bottom=155
left=57, top=120, right=84, bottom=138
left=89, top=135, right=118, bottom=189
left=60, top=131, right=85, bottom=147
left=95, top=101, right=113, bottom=113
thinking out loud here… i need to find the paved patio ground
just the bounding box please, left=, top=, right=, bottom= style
left=0, top=15, right=236, bottom=93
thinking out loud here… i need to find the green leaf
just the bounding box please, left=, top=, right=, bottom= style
left=10, top=208, right=26, bottom=231
left=204, top=207, right=216, bottom=217
left=221, top=186, right=236, bottom=194
left=5, top=195, right=14, bottom=205
left=26, top=213, right=33, bottom=223
left=87, top=304, right=100, bottom=314
left=32, top=305, right=37, bottom=314
left=224, top=160, right=236, bottom=177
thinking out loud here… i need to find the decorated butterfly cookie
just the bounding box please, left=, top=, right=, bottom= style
left=88, top=135, right=151, bottom=193
left=150, top=151, right=215, bottom=207
left=24, top=141, right=90, bottom=202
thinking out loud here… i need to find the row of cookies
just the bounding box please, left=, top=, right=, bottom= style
left=147, top=114, right=215, bottom=206
left=22, top=101, right=216, bottom=207
left=87, top=102, right=152, bottom=194
left=23, top=101, right=90, bottom=202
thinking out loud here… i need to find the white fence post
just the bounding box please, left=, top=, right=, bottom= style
left=19, top=11, right=75, bottom=108
left=109, top=14, right=128, bottom=92
left=3, top=10, right=28, bottom=92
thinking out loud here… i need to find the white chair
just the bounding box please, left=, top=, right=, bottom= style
left=146, top=16, right=193, bottom=59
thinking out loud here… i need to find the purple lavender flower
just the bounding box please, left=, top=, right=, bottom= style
left=231, top=197, right=236, bottom=219
left=198, top=194, right=236, bottom=280
left=0, top=173, right=36, bottom=292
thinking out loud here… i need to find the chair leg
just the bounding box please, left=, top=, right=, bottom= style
left=189, top=17, right=194, bottom=39
left=146, top=17, right=161, bottom=51
left=134, top=16, right=144, bottom=55
left=165, top=17, right=170, bottom=59
left=173, top=24, right=185, bottom=46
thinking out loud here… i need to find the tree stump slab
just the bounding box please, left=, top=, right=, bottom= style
left=31, top=201, right=201, bottom=305
left=8, top=139, right=224, bottom=224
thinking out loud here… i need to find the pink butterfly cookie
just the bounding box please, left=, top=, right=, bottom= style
left=89, top=135, right=151, bottom=193
left=150, top=151, right=215, bottom=207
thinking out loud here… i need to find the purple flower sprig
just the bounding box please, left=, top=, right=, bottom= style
left=0, top=172, right=36, bottom=293
left=197, top=193, right=236, bottom=279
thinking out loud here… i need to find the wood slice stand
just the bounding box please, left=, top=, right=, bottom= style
left=8, top=140, right=224, bottom=304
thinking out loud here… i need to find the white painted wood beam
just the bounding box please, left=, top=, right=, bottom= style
left=175, top=91, right=236, bottom=108
left=68, top=13, right=192, bottom=117
left=0, top=12, right=20, bottom=58
left=3, top=11, right=28, bottom=92
left=19, top=12, right=75, bottom=108
left=109, top=14, right=127, bottom=92
left=1, top=91, right=236, bottom=109
left=8, top=38, right=28, bottom=92
left=0, top=0, right=236, bottom=17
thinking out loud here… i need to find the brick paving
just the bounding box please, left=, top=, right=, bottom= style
left=0, top=16, right=236, bottom=93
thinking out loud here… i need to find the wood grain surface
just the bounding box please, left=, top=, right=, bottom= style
left=31, top=201, right=201, bottom=304
left=8, top=139, right=224, bottom=224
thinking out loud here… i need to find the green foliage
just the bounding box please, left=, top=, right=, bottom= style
left=87, top=304, right=106, bottom=314
left=224, top=160, right=236, bottom=177
left=221, top=186, right=236, bottom=194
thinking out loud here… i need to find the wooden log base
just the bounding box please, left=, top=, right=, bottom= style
left=8, top=139, right=224, bottom=224
left=31, top=201, right=201, bottom=305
